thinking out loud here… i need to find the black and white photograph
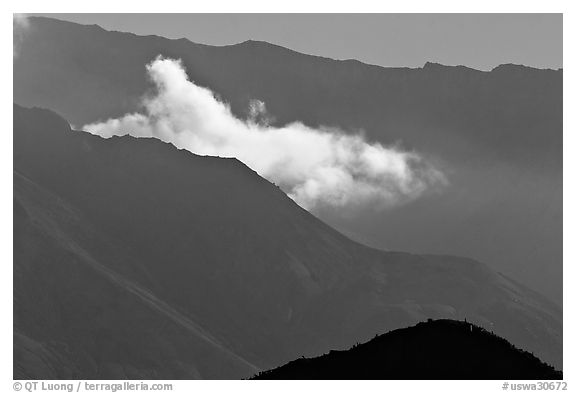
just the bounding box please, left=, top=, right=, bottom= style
left=7, top=4, right=573, bottom=389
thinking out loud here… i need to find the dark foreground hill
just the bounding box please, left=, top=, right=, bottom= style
left=253, top=319, right=562, bottom=380
left=14, top=105, right=562, bottom=378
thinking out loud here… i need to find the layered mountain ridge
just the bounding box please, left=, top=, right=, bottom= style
left=14, top=104, right=562, bottom=378
left=14, top=16, right=563, bottom=307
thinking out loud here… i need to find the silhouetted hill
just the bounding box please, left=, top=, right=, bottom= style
left=14, top=105, right=561, bottom=378
left=253, top=319, right=562, bottom=380
left=14, top=16, right=563, bottom=306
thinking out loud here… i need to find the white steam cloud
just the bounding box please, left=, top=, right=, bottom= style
left=84, top=56, right=446, bottom=210
left=13, top=14, right=29, bottom=59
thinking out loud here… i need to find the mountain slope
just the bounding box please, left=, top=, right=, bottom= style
left=14, top=167, right=258, bottom=379
left=13, top=105, right=562, bottom=378
left=13, top=16, right=563, bottom=305
left=252, top=319, right=562, bottom=380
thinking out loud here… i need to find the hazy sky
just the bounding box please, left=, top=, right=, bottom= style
left=33, top=13, right=562, bottom=71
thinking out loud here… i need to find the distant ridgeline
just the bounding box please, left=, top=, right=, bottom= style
left=252, top=319, right=562, bottom=380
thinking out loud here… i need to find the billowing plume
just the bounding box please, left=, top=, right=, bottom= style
left=84, top=56, right=446, bottom=210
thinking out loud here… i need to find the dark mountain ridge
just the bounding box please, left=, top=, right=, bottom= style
left=252, top=319, right=562, bottom=380
left=14, top=105, right=562, bottom=378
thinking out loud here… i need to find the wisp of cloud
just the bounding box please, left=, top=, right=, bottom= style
left=84, top=56, right=445, bottom=210
left=13, top=14, right=29, bottom=58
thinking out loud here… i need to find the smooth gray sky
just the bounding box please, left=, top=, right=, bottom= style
left=34, top=13, right=562, bottom=71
